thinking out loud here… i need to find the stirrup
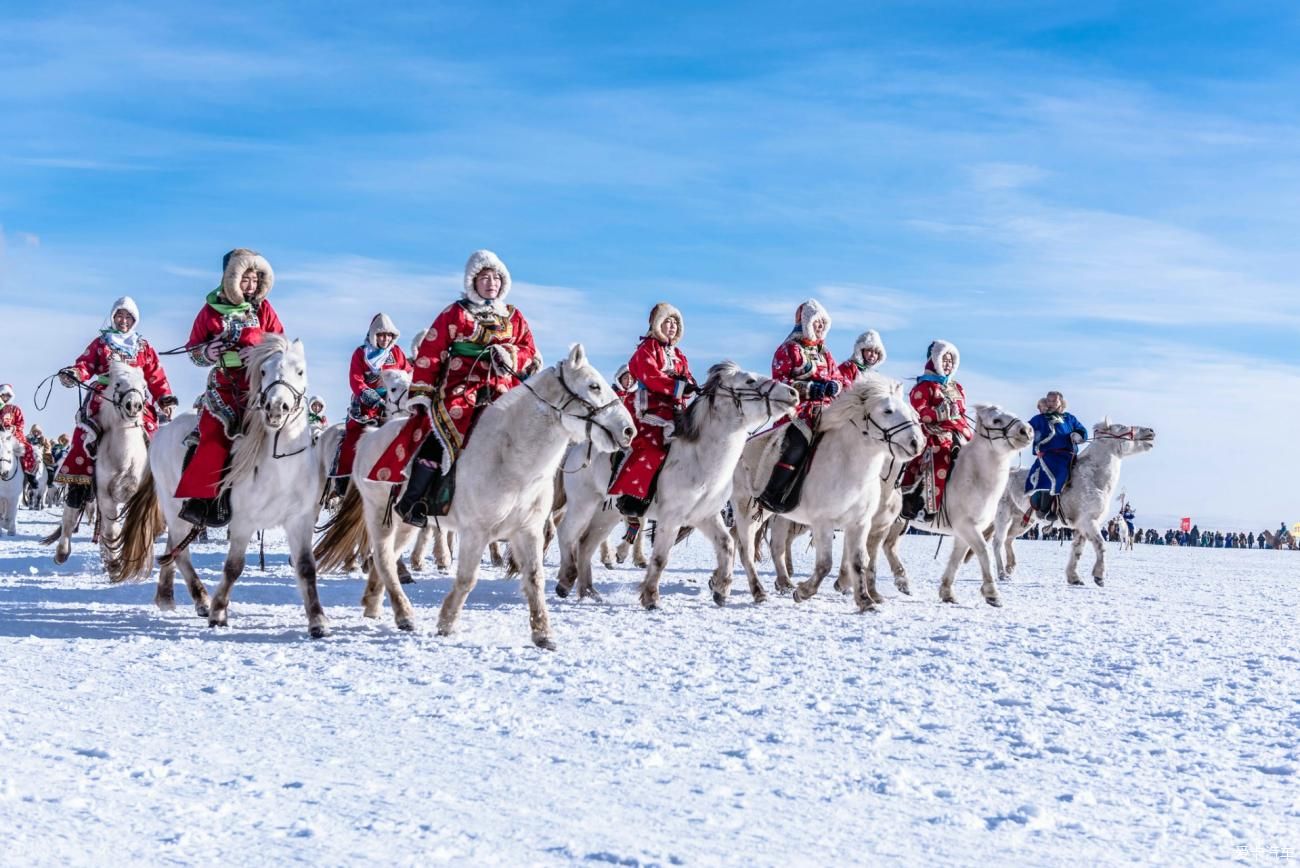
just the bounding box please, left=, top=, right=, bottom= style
left=615, top=494, right=650, bottom=518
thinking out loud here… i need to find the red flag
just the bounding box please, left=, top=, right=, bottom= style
left=1180, top=517, right=1191, bottom=532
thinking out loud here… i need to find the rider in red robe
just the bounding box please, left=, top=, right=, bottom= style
left=900, top=339, right=973, bottom=520
left=837, top=328, right=887, bottom=385
left=54, top=296, right=178, bottom=508
left=174, top=249, right=283, bottom=527
left=0, top=384, right=37, bottom=477
left=330, top=313, right=411, bottom=495
left=608, top=303, right=696, bottom=517
left=758, top=299, right=847, bottom=512
left=368, top=250, right=540, bottom=527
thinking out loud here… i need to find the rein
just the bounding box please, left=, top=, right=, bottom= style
left=512, top=365, right=624, bottom=473
left=253, top=376, right=310, bottom=459
left=701, top=378, right=787, bottom=437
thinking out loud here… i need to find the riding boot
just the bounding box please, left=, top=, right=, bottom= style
left=900, top=488, right=924, bottom=521
left=179, top=498, right=211, bottom=527
left=616, top=494, right=651, bottom=519
left=332, top=475, right=349, bottom=499
left=395, top=460, right=441, bottom=528
left=65, top=482, right=92, bottom=510
left=757, top=427, right=809, bottom=513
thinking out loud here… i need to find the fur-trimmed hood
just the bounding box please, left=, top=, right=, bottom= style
left=788, top=298, right=831, bottom=345
left=410, top=328, right=427, bottom=357
left=851, top=329, right=886, bottom=368
left=367, top=313, right=400, bottom=346
left=614, top=364, right=633, bottom=390
left=1036, top=391, right=1067, bottom=414
left=463, top=249, right=512, bottom=314
left=308, top=395, right=326, bottom=411
left=648, top=302, right=684, bottom=345
left=0, top=384, right=12, bottom=402
left=104, top=296, right=141, bottom=335
left=925, top=339, right=960, bottom=376
left=220, top=248, right=275, bottom=306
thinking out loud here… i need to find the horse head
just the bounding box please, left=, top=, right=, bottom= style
left=246, top=335, right=308, bottom=430
left=104, top=361, right=148, bottom=424
left=0, top=429, right=15, bottom=481
left=381, top=368, right=413, bottom=416
left=677, top=363, right=798, bottom=441
left=824, top=375, right=925, bottom=460
left=973, top=404, right=1033, bottom=451
left=1092, top=421, right=1156, bottom=457
left=553, top=344, right=635, bottom=452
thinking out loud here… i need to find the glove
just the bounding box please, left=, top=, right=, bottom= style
left=1070, top=431, right=1085, bottom=445
left=58, top=368, right=79, bottom=388
left=202, top=342, right=227, bottom=363
left=807, top=379, right=839, bottom=401
left=158, top=404, right=174, bottom=421
left=822, top=379, right=841, bottom=398
left=676, top=378, right=698, bottom=397
left=359, top=387, right=385, bottom=408
left=488, top=344, right=516, bottom=375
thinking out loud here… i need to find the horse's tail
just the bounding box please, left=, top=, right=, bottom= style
left=313, top=484, right=368, bottom=573
left=39, top=519, right=65, bottom=546
left=108, top=463, right=163, bottom=584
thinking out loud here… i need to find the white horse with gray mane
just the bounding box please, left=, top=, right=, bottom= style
left=42, top=362, right=151, bottom=577
left=993, top=421, right=1156, bottom=586
left=556, top=362, right=798, bottom=608
left=0, top=430, right=24, bottom=534
left=879, top=404, right=1033, bottom=607
left=114, top=336, right=330, bottom=637
left=314, top=344, right=634, bottom=647
left=728, top=377, right=924, bottom=611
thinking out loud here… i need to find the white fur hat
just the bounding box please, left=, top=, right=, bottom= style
left=410, top=327, right=427, bottom=357
left=105, top=296, right=141, bottom=333
left=309, top=395, right=326, bottom=411
left=463, top=249, right=512, bottom=313
left=796, top=299, right=831, bottom=335
left=926, top=339, right=960, bottom=375
left=648, top=302, right=684, bottom=345
left=367, top=312, right=400, bottom=345
left=0, top=384, right=12, bottom=401
left=220, top=248, right=275, bottom=305
left=852, top=329, right=886, bottom=368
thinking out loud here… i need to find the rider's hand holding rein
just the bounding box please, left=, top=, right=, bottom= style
left=58, top=368, right=80, bottom=389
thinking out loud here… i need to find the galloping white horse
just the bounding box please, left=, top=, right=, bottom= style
left=880, top=404, right=1033, bottom=606
left=0, top=430, right=23, bottom=535
left=115, top=336, right=329, bottom=636
left=729, top=378, right=924, bottom=611
left=556, top=362, right=798, bottom=607
left=42, top=362, right=150, bottom=577
left=315, top=344, right=634, bottom=647
left=993, top=421, right=1155, bottom=586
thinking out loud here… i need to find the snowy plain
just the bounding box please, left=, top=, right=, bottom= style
left=0, top=506, right=1296, bottom=867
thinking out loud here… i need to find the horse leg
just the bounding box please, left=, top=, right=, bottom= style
left=52, top=503, right=80, bottom=565
left=1065, top=531, right=1087, bottom=586
left=437, top=528, right=488, bottom=637
left=208, top=527, right=252, bottom=628
left=173, top=546, right=210, bottom=617
left=434, top=528, right=452, bottom=571
left=962, top=526, right=1001, bottom=607
left=488, top=541, right=505, bottom=568
left=361, top=560, right=384, bottom=618
left=697, top=512, right=736, bottom=603
left=410, top=525, right=430, bottom=571
left=938, top=536, right=968, bottom=604
left=599, top=539, right=614, bottom=568
left=554, top=494, right=595, bottom=598
left=286, top=517, right=329, bottom=638
left=511, top=526, right=554, bottom=649
left=638, top=520, right=680, bottom=610
left=841, top=522, right=876, bottom=613
left=632, top=528, right=647, bottom=568
left=793, top=525, right=834, bottom=602
left=1086, top=522, right=1106, bottom=586
left=861, top=519, right=887, bottom=600
left=771, top=519, right=795, bottom=594
left=154, top=556, right=176, bottom=611
left=577, top=509, right=619, bottom=599
left=373, top=522, right=417, bottom=630
left=726, top=498, right=764, bottom=605
left=883, top=519, right=910, bottom=594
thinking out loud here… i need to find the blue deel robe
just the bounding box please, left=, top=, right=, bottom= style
left=1024, top=411, right=1088, bottom=494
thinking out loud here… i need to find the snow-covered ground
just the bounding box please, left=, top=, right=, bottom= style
left=1, top=507, right=1296, bottom=866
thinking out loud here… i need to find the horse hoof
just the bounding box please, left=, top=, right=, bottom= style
left=194, top=603, right=209, bottom=618
left=53, top=550, right=69, bottom=565
left=396, top=619, right=416, bottom=632
left=309, top=624, right=329, bottom=639
left=578, top=588, right=603, bottom=603
left=554, top=583, right=571, bottom=599
left=399, top=575, right=416, bottom=586
left=533, top=636, right=557, bottom=651
left=792, top=586, right=808, bottom=603
left=984, top=596, right=1002, bottom=608
left=1094, top=577, right=1105, bottom=587
left=601, top=560, right=615, bottom=569
left=154, top=598, right=176, bottom=612
left=436, top=626, right=452, bottom=637
left=1067, top=577, right=1084, bottom=586
left=940, top=595, right=957, bottom=605
left=208, top=618, right=227, bottom=629
left=712, top=591, right=727, bottom=606
left=894, top=579, right=910, bottom=595
left=856, top=598, right=876, bottom=614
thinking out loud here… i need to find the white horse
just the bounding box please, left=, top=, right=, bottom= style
left=880, top=405, right=1033, bottom=606
left=992, top=421, right=1155, bottom=586
left=0, top=430, right=24, bottom=534
left=728, top=378, right=925, bottom=611
left=314, top=344, right=634, bottom=647
left=42, top=362, right=150, bottom=578
left=556, top=362, right=798, bottom=607
left=115, top=336, right=329, bottom=636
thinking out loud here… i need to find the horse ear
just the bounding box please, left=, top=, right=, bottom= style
left=567, top=343, right=587, bottom=368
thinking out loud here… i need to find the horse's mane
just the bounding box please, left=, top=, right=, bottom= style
left=223, top=334, right=298, bottom=493
left=818, top=374, right=899, bottom=431
left=674, top=361, right=741, bottom=444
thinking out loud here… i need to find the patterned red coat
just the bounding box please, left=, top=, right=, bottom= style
left=772, top=338, right=846, bottom=426
left=54, top=335, right=176, bottom=485
left=332, top=344, right=412, bottom=478
left=837, top=358, right=878, bottom=385
left=368, top=301, right=537, bottom=483
left=900, top=378, right=972, bottom=515
left=0, top=404, right=36, bottom=475
left=608, top=337, right=694, bottom=500
left=174, top=297, right=285, bottom=499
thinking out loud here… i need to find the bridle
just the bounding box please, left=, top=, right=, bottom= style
left=108, top=379, right=147, bottom=428
left=850, top=397, right=923, bottom=482
left=253, top=372, right=309, bottom=459
left=977, top=415, right=1025, bottom=444
left=514, top=364, right=626, bottom=472
left=0, top=443, right=15, bottom=482
left=1095, top=426, right=1142, bottom=442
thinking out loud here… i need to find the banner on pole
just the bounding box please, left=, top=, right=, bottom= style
left=1180, top=517, right=1191, bottom=532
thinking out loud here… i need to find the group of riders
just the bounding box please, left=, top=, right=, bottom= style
left=2, top=246, right=1092, bottom=531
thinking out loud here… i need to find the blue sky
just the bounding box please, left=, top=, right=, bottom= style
left=2, top=1, right=1297, bottom=528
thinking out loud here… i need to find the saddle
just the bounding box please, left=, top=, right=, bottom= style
left=757, top=428, right=822, bottom=515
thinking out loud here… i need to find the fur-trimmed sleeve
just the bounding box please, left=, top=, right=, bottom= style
left=910, top=381, right=939, bottom=424
left=71, top=338, right=104, bottom=383
left=138, top=342, right=174, bottom=403
left=187, top=306, right=219, bottom=367
left=411, top=305, right=457, bottom=398
left=507, top=309, right=537, bottom=375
